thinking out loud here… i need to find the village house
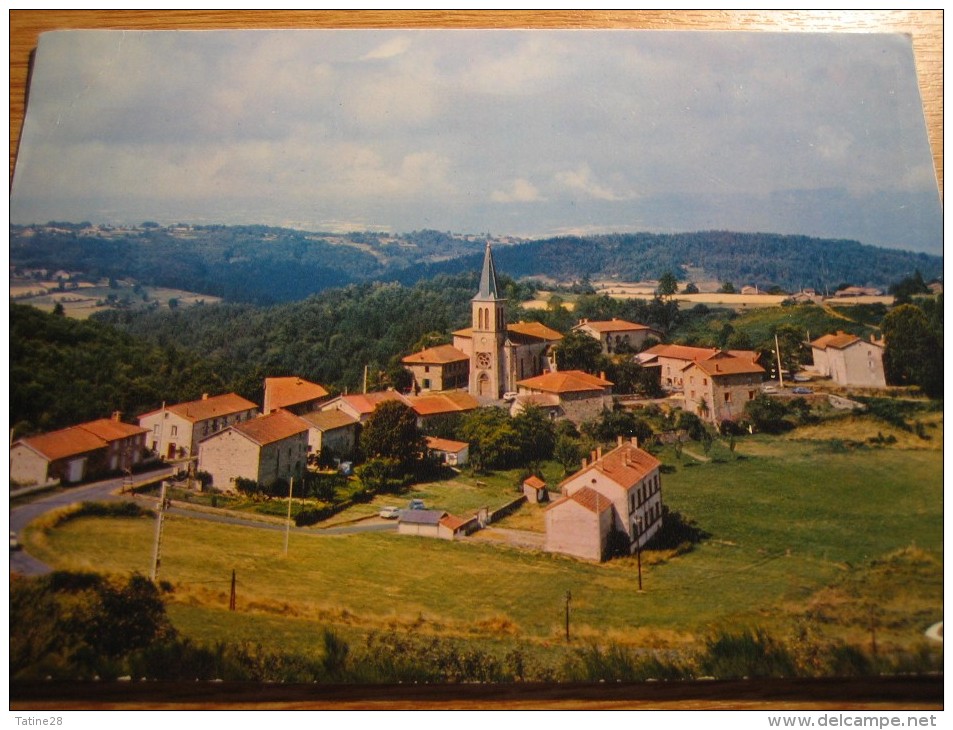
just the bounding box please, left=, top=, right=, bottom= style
left=572, top=318, right=661, bottom=355
left=637, top=344, right=760, bottom=391
left=198, top=409, right=309, bottom=491
left=139, top=393, right=259, bottom=461
left=511, top=370, right=613, bottom=424
left=401, top=344, right=470, bottom=393
left=810, top=331, right=887, bottom=388
left=439, top=244, right=561, bottom=400
left=295, top=409, right=360, bottom=461
left=545, top=438, right=663, bottom=562
left=425, top=436, right=470, bottom=467
left=397, top=509, right=476, bottom=540
left=406, top=391, right=480, bottom=426
left=521, top=475, right=549, bottom=504
left=11, top=412, right=148, bottom=486
left=263, top=376, right=329, bottom=415
left=319, top=391, right=410, bottom=424
left=680, top=351, right=766, bottom=423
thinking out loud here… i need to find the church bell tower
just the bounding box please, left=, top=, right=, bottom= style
left=470, top=244, right=507, bottom=399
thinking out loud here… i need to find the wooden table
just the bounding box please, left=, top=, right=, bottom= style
left=9, top=10, right=942, bottom=195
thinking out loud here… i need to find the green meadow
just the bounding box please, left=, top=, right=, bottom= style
left=25, top=429, right=942, bottom=662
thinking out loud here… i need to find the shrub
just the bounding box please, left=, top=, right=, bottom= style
left=701, top=629, right=796, bottom=679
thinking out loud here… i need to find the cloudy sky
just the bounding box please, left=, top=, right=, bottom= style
left=10, top=29, right=942, bottom=254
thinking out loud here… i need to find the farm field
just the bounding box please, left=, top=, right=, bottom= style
left=25, top=433, right=942, bottom=663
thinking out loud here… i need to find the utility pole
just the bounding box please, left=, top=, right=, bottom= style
left=150, top=480, right=168, bottom=581
left=284, top=477, right=294, bottom=556
left=229, top=569, right=236, bottom=611
left=775, top=333, right=785, bottom=389
left=565, top=590, right=572, bottom=642
left=634, top=514, right=643, bottom=592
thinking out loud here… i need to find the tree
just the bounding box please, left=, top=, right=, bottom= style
left=682, top=281, right=699, bottom=294
left=359, top=401, right=426, bottom=471
left=582, top=407, right=653, bottom=445
left=656, top=271, right=679, bottom=297
left=458, top=407, right=521, bottom=472
left=553, top=330, right=609, bottom=374
left=718, top=281, right=736, bottom=294
left=52, top=302, right=65, bottom=316
left=512, top=405, right=556, bottom=465
left=888, top=270, right=929, bottom=305
left=881, top=303, right=943, bottom=398
left=743, top=394, right=792, bottom=434
left=772, top=323, right=808, bottom=375
left=355, top=457, right=400, bottom=494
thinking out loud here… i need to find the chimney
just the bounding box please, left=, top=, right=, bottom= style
left=617, top=435, right=624, bottom=447
left=112, top=411, right=122, bottom=421
left=581, top=457, right=588, bottom=470
left=631, top=436, right=639, bottom=449
left=596, top=446, right=603, bottom=460
left=600, top=371, right=606, bottom=381
left=202, top=393, right=209, bottom=400
left=591, top=450, right=597, bottom=464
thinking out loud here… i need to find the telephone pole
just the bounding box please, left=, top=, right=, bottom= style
left=150, top=481, right=168, bottom=581
left=284, top=477, right=294, bottom=556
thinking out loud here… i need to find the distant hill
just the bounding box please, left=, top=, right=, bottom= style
left=396, top=231, right=943, bottom=293
left=11, top=224, right=940, bottom=304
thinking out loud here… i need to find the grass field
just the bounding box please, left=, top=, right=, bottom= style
left=25, top=431, right=942, bottom=663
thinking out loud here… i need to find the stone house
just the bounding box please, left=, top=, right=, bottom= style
left=512, top=370, right=613, bottom=424
left=572, top=318, right=661, bottom=355
left=319, top=391, right=410, bottom=424
left=139, top=393, right=259, bottom=461
left=263, top=376, right=329, bottom=415
left=638, top=344, right=760, bottom=391
left=810, top=332, right=887, bottom=388
left=10, top=413, right=148, bottom=486
left=681, top=352, right=766, bottom=423
left=296, top=409, right=360, bottom=460
left=197, top=409, right=308, bottom=491
left=401, top=345, right=470, bottom=393
left=545, top=439, right=662, bottom=562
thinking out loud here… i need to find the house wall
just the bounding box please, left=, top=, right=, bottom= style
left=198, top=430, right=262, bottom=490
left=10, top=444, right=53, bottom=485
left=558, top=390, right=612, bottom=424
left=141, top=407, right=258, bottom=460
left=545, top=500, right=611, bottom=561
left=406, top=360, right=469, bottom=393
left=831, top=343, right=886, bottom=387
left=683, top=369, right=761, bottom=423
left=309, top=424, right=358, bottom=459
left=503, top=341, right=551, bottom=393
left=811, top=347, right=832, bottom=377
left=563, top=466, right=663, bottom=549
left=257, top=433, right=308, bottom=486
left=398, top=522, right=441, bottom=538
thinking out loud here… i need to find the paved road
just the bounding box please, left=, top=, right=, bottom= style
left=10, top=466, right=174, bottom=576
left=10, top=467, right=396, bottom=576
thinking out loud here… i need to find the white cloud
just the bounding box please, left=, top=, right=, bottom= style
left=361, top=36, right=412, bottom=60
left=490, top=178, right=545, bottom=203
left=554, top=164, right=632, bottom=202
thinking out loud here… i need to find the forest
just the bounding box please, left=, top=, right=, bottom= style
left=11, top=223, right=942, bottom=305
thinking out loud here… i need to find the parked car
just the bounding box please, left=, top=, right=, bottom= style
left=761, top=384, right=778, bottom=394
left=379, top=506, right=401, bottom=520
left=502, top=392, right=518, bottom=402
left=792, top=387, right=813, bottom=395
left=408, top=499, right=426, bottom=511
left=10, top=531, right=21, bottom=551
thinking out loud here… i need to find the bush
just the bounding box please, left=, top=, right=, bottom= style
left=701, top=629, right=796, bottom=679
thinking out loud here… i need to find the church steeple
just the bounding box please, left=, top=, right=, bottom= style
left=469, top=243, right=507, bottom=400
left=475, top=243, right=501, bottom=301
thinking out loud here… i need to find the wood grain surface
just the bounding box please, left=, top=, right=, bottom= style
left=9, top=10, right=942, bottom=198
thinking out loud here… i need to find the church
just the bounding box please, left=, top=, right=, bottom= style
left=402, top=245, right=562, bottom=401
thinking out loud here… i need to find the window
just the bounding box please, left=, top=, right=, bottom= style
left=153, top=425, right=160, bottom=436
left=170, top=425, right=178, bottom=437
left=724, top=392, right=732, bottom=403
left=749, top=390, right=756, bottom=400
left=424, top=366, right=430, bottom=373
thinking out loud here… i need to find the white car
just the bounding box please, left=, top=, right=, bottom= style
left=379, top=506, right=401, bottom=519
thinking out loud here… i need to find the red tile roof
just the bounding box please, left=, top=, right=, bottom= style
left=408, top=392, right=479, bottom=416
left=231, top=410, right=308, bottom=446
left=575, top=318, right=652, bottom=333
left=264, top=377, right=329, bottom=409
left=298, top=409, right=359, bottom=431
left=17, top=417, right=148, bottom=462
left=811, top=332, right=863, bottom=350
left=18, top=426, right=109, bottom=461
left=439, top=513, right=473, bottom=531
left=141, top=393, right=258, bottom=423
left=557, top=486, right=614, bottom=514
left=426, top=436, right=469, bottom=454
left=401, top=345, right=469, bottom=365
left=523, top=475, right=547, bottom=489
left=558, top=442, right=661, bottom=492
left=517, top=370, right=613, bottom=394
left=688, top=356, right=765, bottom=377
left=338, top=391, right=410, bottom=416
left=506, top=321, right=564, bottom=342
left=76, top=418, right=148, bottom=442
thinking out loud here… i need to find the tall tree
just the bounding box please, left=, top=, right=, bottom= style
left=359, top=401, right=426, bottom=470
left=881, top=304, right=943, bottom=398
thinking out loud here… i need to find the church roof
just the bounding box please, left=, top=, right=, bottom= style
left=507, top=321, right=564, bottom=342
left=474, top=243, right=502, bottom=301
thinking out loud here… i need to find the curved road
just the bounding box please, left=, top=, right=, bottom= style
left=10, top=467, right=396, bottom=576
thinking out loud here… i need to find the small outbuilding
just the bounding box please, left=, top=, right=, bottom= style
left=522, top=475, right=549, bottom=504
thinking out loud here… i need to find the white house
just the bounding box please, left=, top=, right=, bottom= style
left=545, top=439, right=663, bottom=562
left=810, top=332, right=887, bottom=388
left=139, top=393, right=258, bottom=460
